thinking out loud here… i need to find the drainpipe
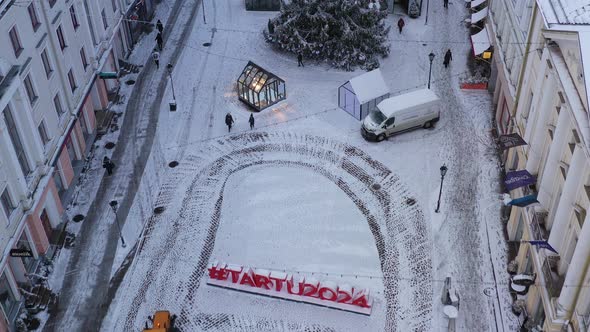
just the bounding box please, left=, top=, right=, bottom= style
left=512, top=3, right=538, bottom=117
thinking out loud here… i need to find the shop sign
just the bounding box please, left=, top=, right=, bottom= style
left=10, top=249, right=33, bottom=257
left=207, top=261, right=373, bottom=315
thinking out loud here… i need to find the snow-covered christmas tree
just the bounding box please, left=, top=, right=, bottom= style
left=265, top=0, right=391, bottom=71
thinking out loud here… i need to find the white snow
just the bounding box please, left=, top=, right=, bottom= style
left=348, top=68, right=390, bottom=104
left=377, top=88, right=439, bottom=117
left=36, top=0, right=521, bottom=331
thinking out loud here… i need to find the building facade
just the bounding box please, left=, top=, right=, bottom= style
left=500, top=0, right=590, bottom=331
left=0, top=0, right=143, bottom=328
left=487, top=0, right=535, bottom=144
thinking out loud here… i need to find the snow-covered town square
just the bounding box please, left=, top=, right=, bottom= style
left=2, top=0, right=590, bottom=331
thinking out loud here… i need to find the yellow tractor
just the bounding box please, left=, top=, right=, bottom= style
left=142, top=311, right=177, bottom=332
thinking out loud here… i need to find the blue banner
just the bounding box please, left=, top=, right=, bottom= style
left=505, top=170, right=536, bottom=191
left=508, top=195, right=538, bottom=207
left=527, top=240, right=559, bottom=254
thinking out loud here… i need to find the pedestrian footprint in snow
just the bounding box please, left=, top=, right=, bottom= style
left=397, top=18, right=405, bottom=34
left=156, top=32, right=163, bottom=51
left=297, top=53, right=304, bottom=67
left=156, top=20, right=163, bottom=34
left=152, top=50, right=160, bottom=69
left=249, top=113, right=255, bottom=130
left=443, top=49, right=453, bottom=68
left=225, top=112, right=235, bottom=132
left=102, top=156, right=115, bottom=176
left=443, top=0, right=449, bottom=8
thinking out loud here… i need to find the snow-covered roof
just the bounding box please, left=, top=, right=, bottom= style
left=348, top=69, right=390, bottom=104
left=377, top=89, right=439, bottom=117
left=537, top=0, right=590, bottom=25
left=471, top=27, right=491, bottom=55
left=471, top=7, right=488, bottom=24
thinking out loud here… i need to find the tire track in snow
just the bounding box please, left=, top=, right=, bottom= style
left=113, top=132, right=433, bottom=332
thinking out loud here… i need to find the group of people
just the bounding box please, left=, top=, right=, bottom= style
left=152, top=20, right=164, bottom=69
left=225, top=113, right=256, bottom=132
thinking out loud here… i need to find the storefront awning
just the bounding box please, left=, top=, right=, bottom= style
left=471, top=0, right=486, bottom=8
left=470, top=27, right=491, bottom=56
left=471, top=6, right=488, bottom=24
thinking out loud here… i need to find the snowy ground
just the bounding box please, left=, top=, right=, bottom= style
left=44, top=0, right=520, bottom=331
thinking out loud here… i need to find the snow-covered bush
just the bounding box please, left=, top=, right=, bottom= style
left=265, top=0, right=390, bottom=71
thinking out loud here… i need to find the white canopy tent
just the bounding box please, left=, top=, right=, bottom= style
left=471, top=27, right=491, bottom=55
left=338, top=69, right=390, bottom=120
left=471, top=7, right=488, bottom=24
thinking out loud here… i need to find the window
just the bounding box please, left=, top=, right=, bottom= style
left=28, top=3, right=41, bottom=31
left=38, top=121, right=50, bottom=145
left=111, top=0, right=117, bottom=12
left=70, top=5, right=80, bottom=30
left=67, top=69, right=77, bottom=92
left=54, top=94, right=64, bottom=117
left=574, top=205, right=586, bottom=228
left=9, top=26, right=23, bottom=58
left=1, top=189, right=14, bottom=219
left=80, top=47, right=88, bottom=70
left=101, top=9, right=108, bottom=29
left=23, top=74, right=38, bottom=106
left=3, top=106, right=31, bottom=175
left=56, top=25, right=66, bottom=50
left=40, top=49, right=53, bottom=78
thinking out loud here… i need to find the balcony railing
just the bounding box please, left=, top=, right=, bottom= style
left=541, top=256, right=565, bottom=299
left=530, top=211, right=548, bottom=241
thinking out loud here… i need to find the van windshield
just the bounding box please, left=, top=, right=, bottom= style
left=369, top=110, right=387, bottom=125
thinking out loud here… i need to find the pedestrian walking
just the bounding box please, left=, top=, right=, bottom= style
left=297, top=53, right=304, bottom=67
left=103, top=156, right=115, bottom=175
left=225, top=112, right=235, bottom=132
left=443, top=49, right=453, bottom=68
left=443, top=0, right=449, bottom=8
left=156, top=20, right=163, bottom=34
left=156, top=32, right=163, bottom=51
left=249, top=113, right=255, bottom=130
left=397, top=18, right=405, bottom=34
left=152, top=50, right=160, bottom=69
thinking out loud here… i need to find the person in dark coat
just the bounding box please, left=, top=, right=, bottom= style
left=397, top=18, right=405, bottom=34
left=156, top=20, right=163, bottom=34
left=225, top=112, right=235, bottom=132
left=103, top=156, right=115, bottom=175
left=297, top=53, right=304, bottom=67
left=249, top=113, right=255, bottom=130
left=443, top=49, right=453, bottom=68
left=156, top=33, right=163, bottom=51
left=443, top=0, right=449, bottom=8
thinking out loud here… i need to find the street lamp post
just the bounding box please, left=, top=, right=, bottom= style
left=109, top=200, right=127, bottom=248
left=167, top=63, right=177, bottom=111
left=435, top=164, right=448, bottom=213
left=428, top=52, right=435, bottom=89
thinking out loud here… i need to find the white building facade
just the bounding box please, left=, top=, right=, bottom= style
left=0, top=0, right=152, bottom=328
left=500, top=0, right=590, bottom=331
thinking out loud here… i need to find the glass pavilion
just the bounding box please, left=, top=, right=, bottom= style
left=237, top=61, right=286, bottom=111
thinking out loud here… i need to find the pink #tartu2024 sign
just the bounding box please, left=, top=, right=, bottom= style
left=206, top=261, right=373, bottom=315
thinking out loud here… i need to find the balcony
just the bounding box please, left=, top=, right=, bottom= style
left=530, top=211, right=549, bottom=241
left=0, top=65, right=19, bottom=100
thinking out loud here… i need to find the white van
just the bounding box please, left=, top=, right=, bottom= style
left=361, top=88, right=441, bottom=142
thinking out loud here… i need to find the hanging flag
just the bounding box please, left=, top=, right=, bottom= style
left=508, top=195, right=538, bottom=207
left=498, top=133, right=527, bottom=150
left=526, top=240, right=559, bottom=254
left=505, top=170, right=536, bottom=191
